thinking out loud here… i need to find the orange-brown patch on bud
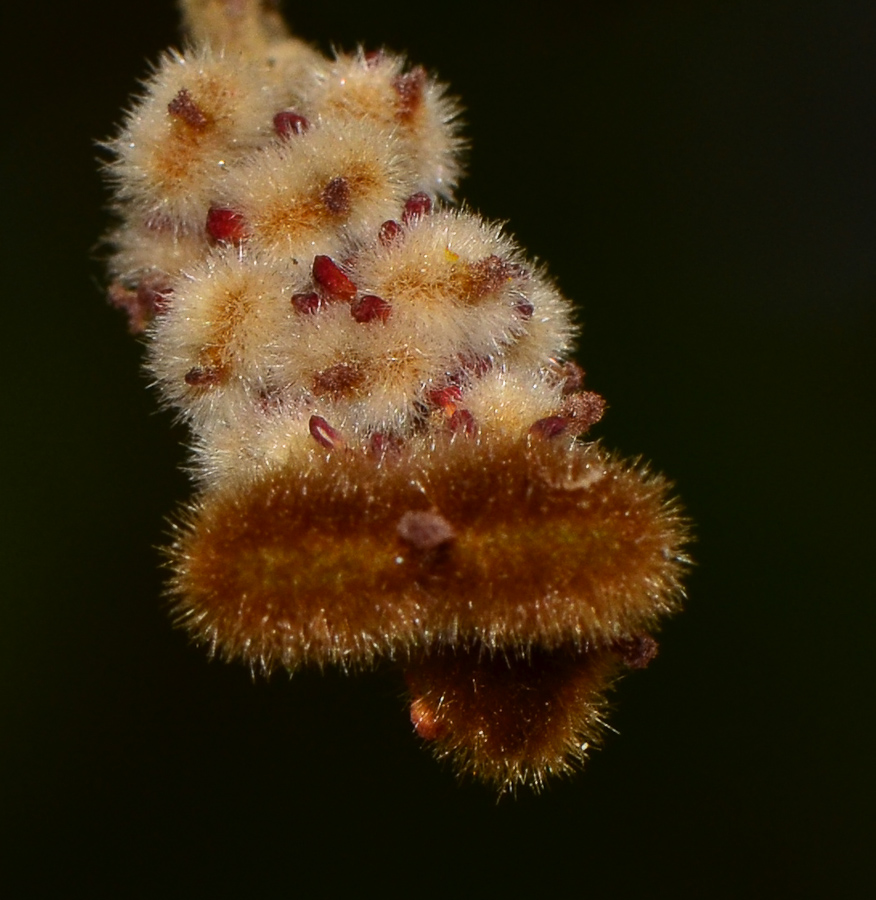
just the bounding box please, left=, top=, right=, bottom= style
left=404, top=645, right=620, bottom=791
left=251, top=161, right=387, bottom=250
left=311, top=361, right=366, bottom=398
left=455, top=254, right=517, bottom=303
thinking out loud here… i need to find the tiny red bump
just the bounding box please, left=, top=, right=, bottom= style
left=273, top=110, right=309, bottom=137
left=321, top=176, right=352, bottom=215
left=291, top=291, right=321, bottom=314
left=410, top=697, right=446, bottom=742
left=426, top=384, right=463, bottom=415
left=448, top=409, right=477, bottom=436
left=364, top=49, right=384, bottom=68
left=167, top=88, right=209, bottom=130
left=206, top=207, right=247, bottom=244
left=402, top=192, right=432, bottom=224
left=392, top=66, right=426, bottom=121
left=309, top=415, right=344, bottom=450
left=515, top=300, right=534, bottom=319
left=184, top=366, right=221, bottom=387
left=351, top=294, right=391, bottom=323
left=397, top=509, right=457, bottom=550
left=312, top=255, right=357, bottom=301
left=529, top=415, right=570, bottom=439
left=378, top=219, right=402, bottom=245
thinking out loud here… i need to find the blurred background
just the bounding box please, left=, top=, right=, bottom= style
left=2, top=0, right=873, bottom=895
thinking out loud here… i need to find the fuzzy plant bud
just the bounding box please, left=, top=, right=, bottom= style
left=101, top=0, right=690, bottom=792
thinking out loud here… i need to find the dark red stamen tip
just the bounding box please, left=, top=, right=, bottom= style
left=312, top=255, right=357, bottom=301
left=309, top=415, right=345, bottom=450
left=206, top=207, right=247, bottom=244
left=168, top=88, right=209, bottom=130
left=364, top=49, right=384, bottom=68
left=351, top=294, right=391, bottom=323
left=378, top=219, right=402, bottom=245
left=427, top=384, right=463, bottom=415
left=409, top=697, right=446, bottom=741
left=291, top=291, right=321, bottom=314
left=529, top=415, right=570, bottom=439
left=273, top=110, right=309, bottom=138
left=402, top=192, right=432, bottom=224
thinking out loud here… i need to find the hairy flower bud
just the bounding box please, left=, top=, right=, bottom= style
left=101, top=0, right=690, bottom=791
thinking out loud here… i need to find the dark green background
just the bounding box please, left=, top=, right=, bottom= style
left=2, top=1, right=873, bottom=895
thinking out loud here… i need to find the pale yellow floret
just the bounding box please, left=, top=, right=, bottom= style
left=463, top=369, right=567, bottom=437
left=352, top=208, right=574, bottom=374
left=301, top=50, right=464, bottom=198
left=109, top=46, right=286, bottom=231
left=215, top=118, right=414, bottom=261
left=148, top=249, right=306, bottom=431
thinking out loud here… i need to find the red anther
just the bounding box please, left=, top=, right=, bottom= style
left=273, top=110, right=309, bottom=137
left=397, top=509, right=457, bottom=550
left=529, top=415, right=570, bottom=439
left=427, top=384, right=463, bottom=415
left=392, top=66, right=426, bottom=121
left=291, top=291, right=321, bottom=314
left=321, top=176, right=351, bottom=215
left=515, top=300, right=534, bottom=319
left=402, top=192, right=432, bottom=223
left=308, top=415, right=345, bottom=450
left=168, top=88, right=209, bottom=130
left=206, top=207, right=247, bottom=244
left=448, top=409, right=477, bottom=436
left=312, top=255, right=357, bottom=301
left=363, top=49, right=384, bottom=68
left=184, top=366, right=221, bottom=387
left=556, top=360, right=586, bottom=394
left=378, top=219, right=402, bottom=245
left=351, top=294, right=391, bottom=323
left=409, top=696, right=446, bottom=741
